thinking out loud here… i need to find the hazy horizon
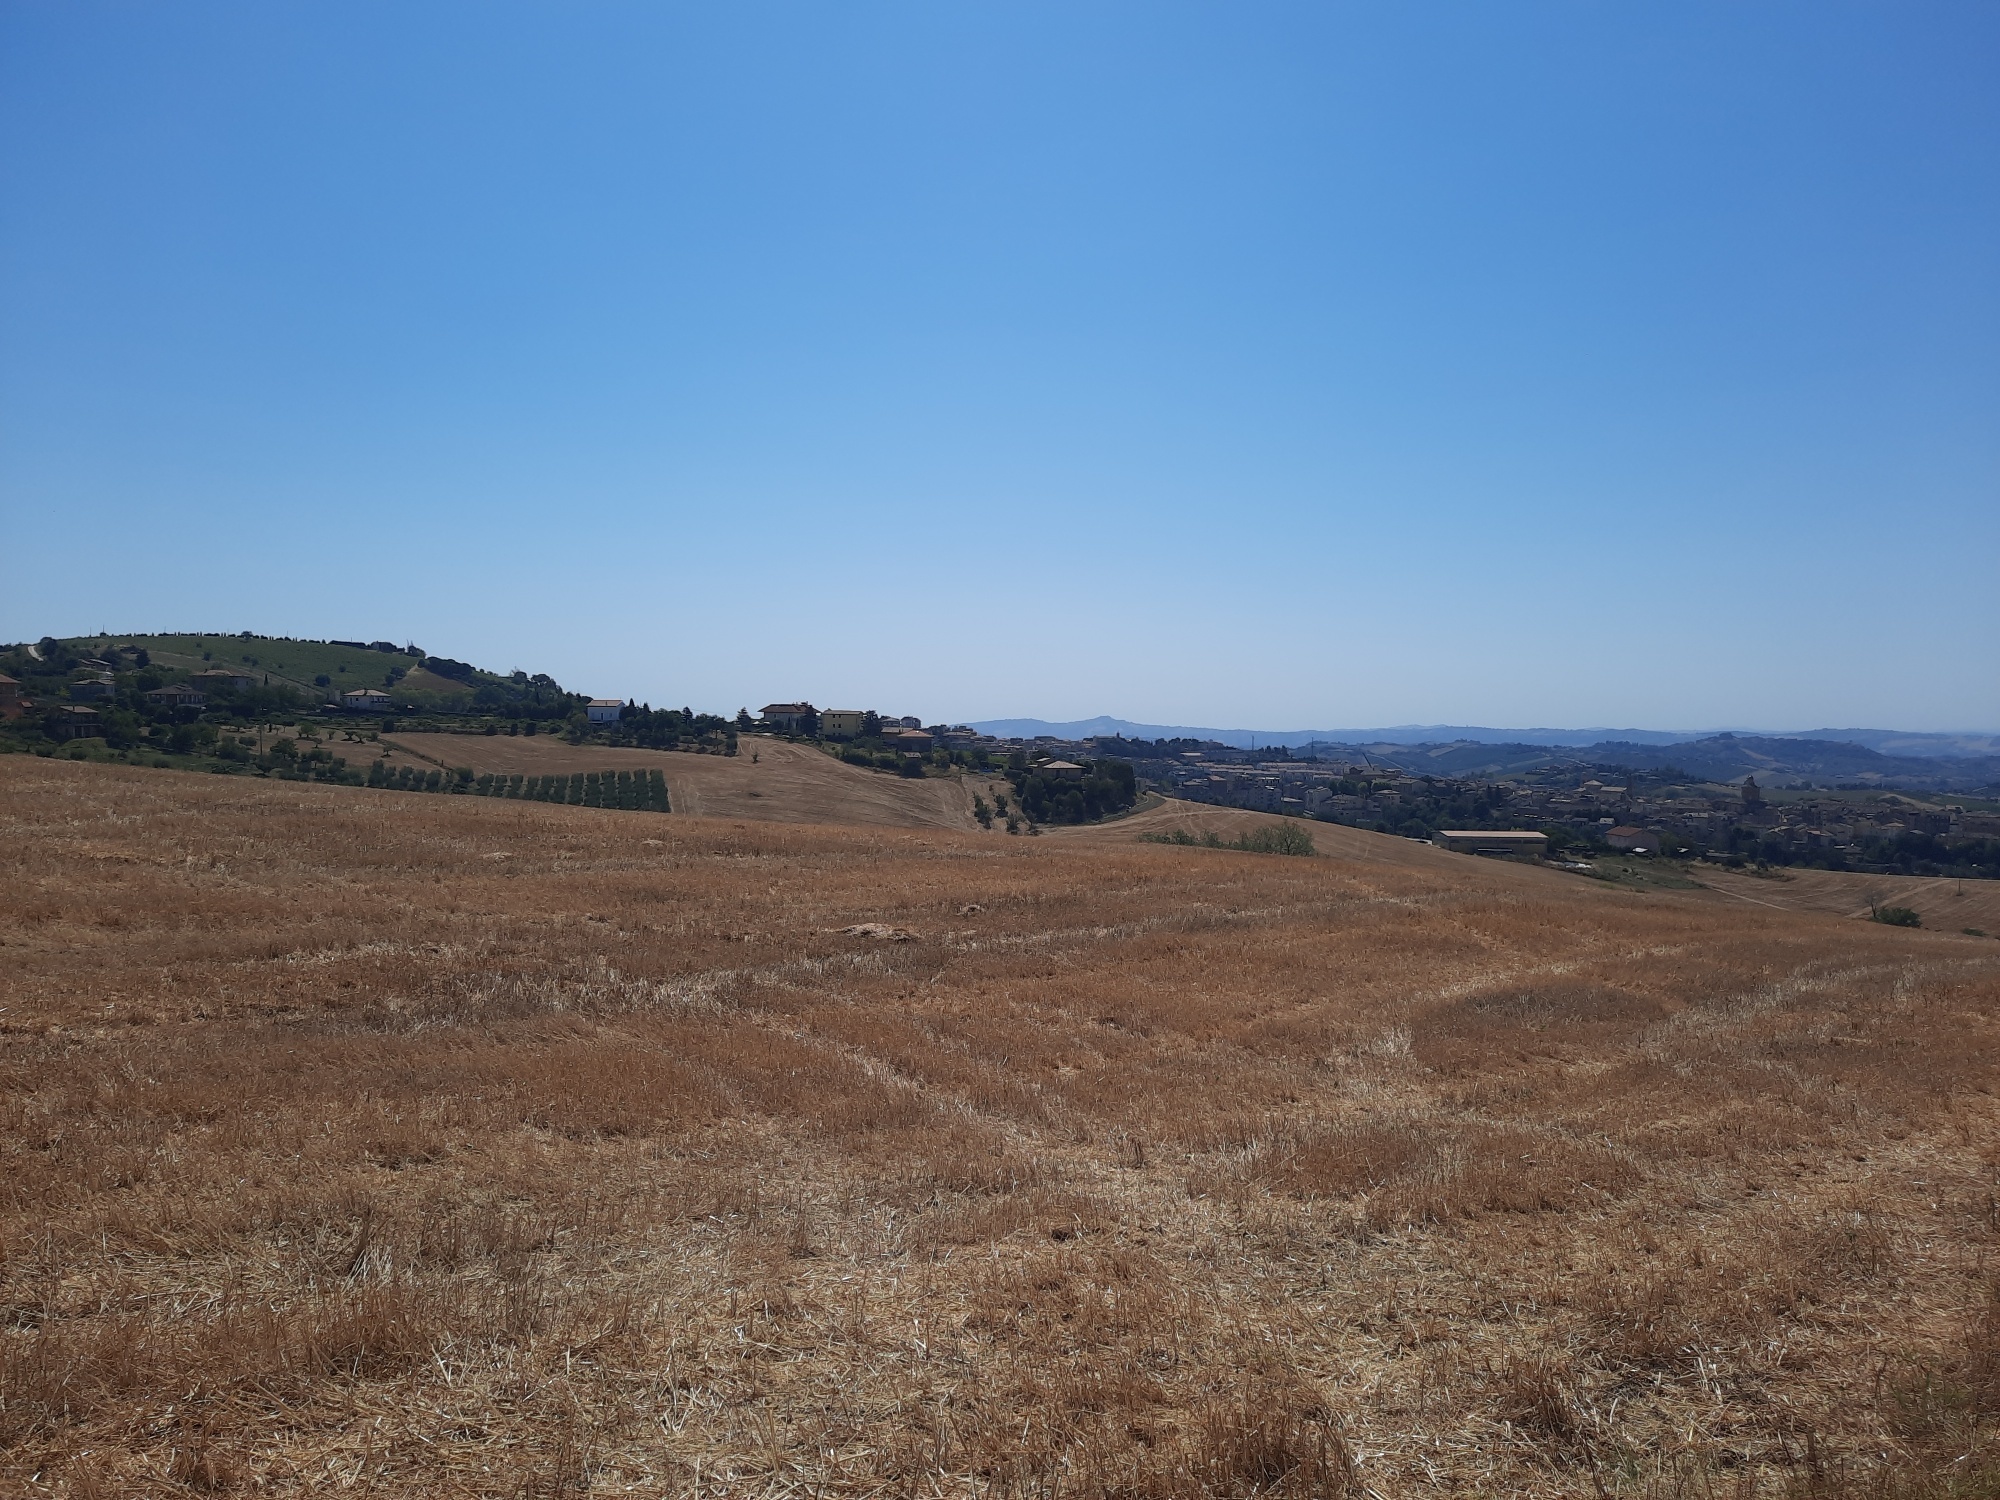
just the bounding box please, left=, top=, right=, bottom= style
left=4, top=4, right=1995, bottom=731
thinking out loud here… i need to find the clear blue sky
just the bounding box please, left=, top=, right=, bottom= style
left=3, top=3, right=1995, bottom=731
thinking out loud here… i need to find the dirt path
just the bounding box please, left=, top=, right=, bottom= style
left=382, top=731, right=988, bottom=832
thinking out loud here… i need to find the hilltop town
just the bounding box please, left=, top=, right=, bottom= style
left=1113, top=742, right=1999, bottom=879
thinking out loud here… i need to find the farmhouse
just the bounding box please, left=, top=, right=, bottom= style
left=342, top=688, right=392, bottom=713
left=1038, top=760, right=1086, bottom=780
left=52, top=705, right=103, bottom=740
left=144, top=684, right=207, bottom=710
left=0, top=673, right=20, bottom=719
left=193, top=668, right=256, bottom=692
left=820, top=710, right=868, bottom=739
left=586, top=699, right=626, bottom=726
left=883, top=727, right=933, bottom=751
left=1432, top=829, right=1549, bottom=859
left=69, top=678, right=116, bottom=702
left=761, top=703, right=814, bottom=733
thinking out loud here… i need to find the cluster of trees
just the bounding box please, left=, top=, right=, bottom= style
left=1359, top=779, right=1515, bottom=840
left=464, top=674, right=576, bottom=719
left=1005, top=756, right=1137, bottom=825
left=592, top=705, right=735, bottom=754
left=839, top=744, right=929, bottom=777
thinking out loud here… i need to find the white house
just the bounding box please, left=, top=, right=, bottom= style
left=587, top=698, right=626, bottom=725
left=343, top=688, right=392, bottom=713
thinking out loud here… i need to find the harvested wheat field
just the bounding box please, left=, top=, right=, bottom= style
left=1696, top=864, right=2000, bottom=934
left=7, top=757, right=2000, bottom=1498
left=383, top=733, right=988, bottom=831
left=1051, top=799, right=1479, bottom=874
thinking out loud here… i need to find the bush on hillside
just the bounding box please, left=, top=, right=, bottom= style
left=1140, top=823, right=1315, bottom=856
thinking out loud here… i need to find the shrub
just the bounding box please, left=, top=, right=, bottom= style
left=1237, top=823, right=1316, bottom=856
left=1140, top=823, right=1315, bottom=856
left=1872, top=906, right=1922, bottom=928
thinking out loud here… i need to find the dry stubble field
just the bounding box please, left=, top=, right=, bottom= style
left=5, top=757, right=2000, bottom=1498
left=1694, top=865, right=2000, bottom=935
left=381, top=734, right=991, bottom=832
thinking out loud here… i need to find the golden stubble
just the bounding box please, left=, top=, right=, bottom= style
left=4, top=757, right=1999, bottom=1497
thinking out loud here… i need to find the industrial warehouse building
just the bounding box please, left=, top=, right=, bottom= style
left=1433, top=829, right=1549, bottom=859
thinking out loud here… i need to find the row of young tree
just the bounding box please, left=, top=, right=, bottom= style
left=364, top=763, right=671, bottom=811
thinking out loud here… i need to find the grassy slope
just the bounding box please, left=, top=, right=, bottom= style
left=58, top=632, right=420, bottom=698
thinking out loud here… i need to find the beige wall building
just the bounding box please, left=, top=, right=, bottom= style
left=820, top=710, right=868, bottom=738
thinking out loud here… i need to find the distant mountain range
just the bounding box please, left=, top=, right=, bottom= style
left=1355, top=735, right=2000, bottom=792
left=968, top=717, right=2000, bottom=760
left=967, top=719, right=2000, bottom=792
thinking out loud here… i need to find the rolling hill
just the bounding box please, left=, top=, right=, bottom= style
left=7, top=754, right=1999, bottom=1497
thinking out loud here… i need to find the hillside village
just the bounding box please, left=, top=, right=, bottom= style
left=1098, top=739, right=2000, bottom=878
left=2, top=631, right=1995, bottom=877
